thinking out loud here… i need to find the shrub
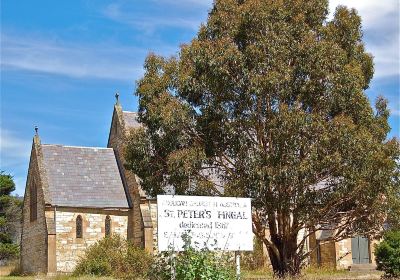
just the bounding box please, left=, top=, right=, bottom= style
left=375, top=230, right=400, bottom=278
left=73, top=235, right=153, bottom=279
left=150, top=234, right=235, bottom=280
left=0, top=242, right=19, bottom=261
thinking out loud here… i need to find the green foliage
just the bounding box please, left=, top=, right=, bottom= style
left=125, top=0, right=399, bottom=276
left=375, top=230, right=400, bottom=278
left=150, top=235, right=234, bottom=280
left=0, top=171, right=21, bottom=262
left=0, top=171, right=15, bottom=196
left=0, top=243, right=19, bottom=261
left=73, top=235, right=153, bottom=280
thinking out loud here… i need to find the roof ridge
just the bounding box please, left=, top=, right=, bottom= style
left=42, top=144, right=112, bottom=150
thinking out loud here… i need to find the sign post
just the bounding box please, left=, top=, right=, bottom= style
left=171, top=251, right=176, bottom=280
left=235, top=251, right=241, bottom=280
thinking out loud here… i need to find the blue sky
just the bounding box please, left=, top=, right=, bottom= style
left=1, top=0, right=399, bottom=196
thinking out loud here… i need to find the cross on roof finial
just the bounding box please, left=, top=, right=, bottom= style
left=115, top=92, right=120, bottom=104
left=34, top=126, right=38, bottom=136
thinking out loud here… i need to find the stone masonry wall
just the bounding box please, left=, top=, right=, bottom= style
left=369, top=239, right=379, bottom=266
left=149, top=201, right=158, bottom=253
left=336, top=238, right=352, bottom=269
left=107, top=104, right=145, bottom=248
left=318, top=240, right=336, bottom=267
left=20, top=139, right=49, bottom=274
left=55, top=209, right=128, bottom=272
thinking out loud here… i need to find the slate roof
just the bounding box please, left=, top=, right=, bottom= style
left=123, top=111, right=140, bottom=128
left=41, top=144, right=130, bottom=208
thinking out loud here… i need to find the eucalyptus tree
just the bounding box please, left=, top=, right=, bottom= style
left=125, top=0, right=399, bottom=276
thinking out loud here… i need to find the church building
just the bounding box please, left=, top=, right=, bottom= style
left=20, top=96, right=157, bottom=274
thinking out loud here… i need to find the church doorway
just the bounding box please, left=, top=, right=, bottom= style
left=351, top=236, right=370, bottom=264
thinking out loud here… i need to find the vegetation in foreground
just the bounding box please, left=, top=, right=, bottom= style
left=73, top=235, right=235, bottom=280
left=375, top=230, right=400, bottom=278
left=0, top=269, right=384, bottom=280
left=73, top=235, right=152, bottom=280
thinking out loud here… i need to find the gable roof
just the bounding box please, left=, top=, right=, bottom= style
left=122, top=111, right=140, bottom=129
left=41, top=144, right=130, bottom=208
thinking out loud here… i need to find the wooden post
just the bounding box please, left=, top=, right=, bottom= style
left=171, top=251, right=176, bottom=280
left=235, top=251, right=241, bottom=280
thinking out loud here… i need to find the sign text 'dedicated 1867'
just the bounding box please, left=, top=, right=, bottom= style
left=157, top=195, right=253, bottom=251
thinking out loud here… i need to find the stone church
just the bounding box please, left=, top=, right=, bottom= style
left=21, top=97, right=157, bottom=274
left=20, top=97, right=378, bottom=274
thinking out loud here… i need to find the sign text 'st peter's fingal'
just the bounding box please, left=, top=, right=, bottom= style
left=157, top=195, right=253, bottom=251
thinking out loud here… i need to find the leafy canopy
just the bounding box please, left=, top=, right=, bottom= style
left=125, top=0, right=399, bottom=275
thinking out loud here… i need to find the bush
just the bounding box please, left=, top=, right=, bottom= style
left=375, top=230, right=400, bottom=278
left=0, top=242, right=19, bottom=261
left=150, top=234, right=235, bottom=280
left=73, top=235, right=153, bottom=279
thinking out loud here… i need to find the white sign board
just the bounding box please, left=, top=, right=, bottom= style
left=157, top=195, right=253, bottom=252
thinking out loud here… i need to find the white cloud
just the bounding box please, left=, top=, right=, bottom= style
left=368, top=39, right=399, bottom=78
left=329, top=0, right=399, bottom=79
left=102, top=2, right=205, bottom=33
left=150, top=0, right=213, bottom=8
left=0, top=130, right=32, bottom=195
left=1, top=33, right=150, bottom=81
left=0, top=129, right=32, bottom=168
left=328, top=0, right=397, bottom=28
left=391, top=109, right=400, bottom=117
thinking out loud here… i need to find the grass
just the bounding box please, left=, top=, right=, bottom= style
left=0, top=266, right=383, bottom=280
left=1, top=276, right=115, bottom=280
left=241, top=266, right=383, bottom=279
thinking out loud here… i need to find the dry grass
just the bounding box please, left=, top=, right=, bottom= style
left=242, top=266, right=383, bottom=280
left=0, top=276, right=116, bottom=280
left=0, top=265, right=384, bottom=280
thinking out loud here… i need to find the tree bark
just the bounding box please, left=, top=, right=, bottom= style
left=266, top=232, right=301, bottom=277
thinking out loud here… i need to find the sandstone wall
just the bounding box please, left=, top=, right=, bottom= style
left=149, top=200, right=158, bottom=253
left=55, top=208, right=128, bottom=272
left=369, top=239, right=379, bottom=266
left=336, top=238, right=353, bottom=269
left=20, top=140, right=49, bottom=274
left=107, top=104, right=146, bottom=248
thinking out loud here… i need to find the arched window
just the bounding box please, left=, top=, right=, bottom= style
left=76, top=215, right=83, bottom=238
left=30, top=184, right=37, bottom=222
left=105, top=215, right=111, bottom=237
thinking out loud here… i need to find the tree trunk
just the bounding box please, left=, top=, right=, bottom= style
left=266, top=235, right=301, bottom=277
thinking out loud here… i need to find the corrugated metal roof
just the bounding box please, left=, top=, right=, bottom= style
left=41, top=144, right=129, bottom=208
left=122, top=111, right=140, bottom=128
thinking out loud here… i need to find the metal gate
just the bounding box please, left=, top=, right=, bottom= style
left=351, top=236, right=370, bottom=264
